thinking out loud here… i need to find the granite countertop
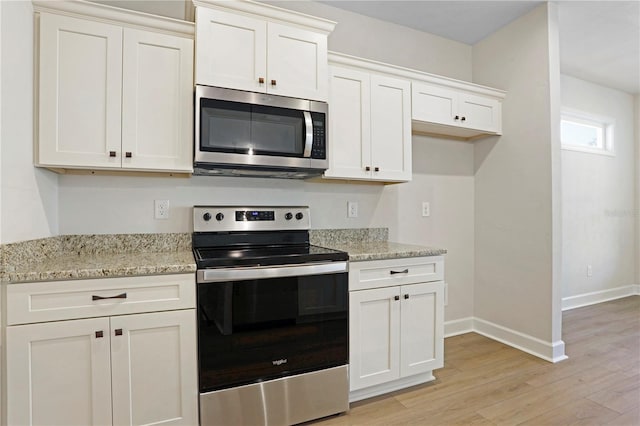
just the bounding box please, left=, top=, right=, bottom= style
left=309, top=228, right=447, bottom=262
left=323, top=241, right=447, bottom=262
left=1, top=234, right=196, bottom=284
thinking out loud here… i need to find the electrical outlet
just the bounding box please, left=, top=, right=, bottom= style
left=422, top=202, right=430, bottom=217
left=587, top=265, right=593, bottom=277
left=348, top=201, right=358, bottom=218
left=154, top=199, right=170, bottom=220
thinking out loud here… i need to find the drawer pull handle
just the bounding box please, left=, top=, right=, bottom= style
left=95, top=331, right=104, bottom=338
left=390, top=269, right=409, bottom=275
left=394, top=295, right=400, bottom=301
left=92, top=293, right=127, bottom=301
left=114, top=329, right=123, bottom=336
left=404, top=294, right=410, bottom=299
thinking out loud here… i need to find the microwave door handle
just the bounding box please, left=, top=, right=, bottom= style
left=303, top=111, right=313, bottom=158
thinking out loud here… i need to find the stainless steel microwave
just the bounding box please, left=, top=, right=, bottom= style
left=194, top=85, right=328, bottom=178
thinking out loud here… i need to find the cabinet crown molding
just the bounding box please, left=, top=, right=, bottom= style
left=193, top=0, right=336, bottom=34
left=32, top=0, right=195, bottom=37
left=329, top=51, right=506, bottom=100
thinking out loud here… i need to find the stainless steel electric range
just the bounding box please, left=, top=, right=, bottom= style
left=193, top=206, right=349, bottom=426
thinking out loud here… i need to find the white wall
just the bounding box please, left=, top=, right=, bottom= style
left=637, top=95, right=640, bottom=286
left=472, top=3, right=564, bottom=359
left=0, top=1, right=58, bottom=244
left=560, top=75, right=637, bottom=300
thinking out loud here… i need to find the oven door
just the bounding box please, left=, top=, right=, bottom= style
left=197, top=262, right=348, bottom=393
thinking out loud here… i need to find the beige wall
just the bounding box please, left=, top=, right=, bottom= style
left=472, top=3, right=562, bottom=350
left=1, top=1, right=58, bottom=244
left=560, top=75, right=637, bottom=300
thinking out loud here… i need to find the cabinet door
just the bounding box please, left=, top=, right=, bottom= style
left=111, top=310, right=198, bottom=426
left=349, top=287, right=401, bottom=391
left=6, top=318, right=113, bottom=426
left=411, top=82, right=459, bottom=127
left=370, top=75, right=412, bottom=182
left=458, top=93, right=502, bottom=134
left=121, top=29, right=194, bottom=172
left=195, top=8, right=267, bottom=92
left=267, top=22, right=328, bottom=101
left=400, top=281, right=444, bottom=377
left=324, top=66, right=371, bottom=180
left=38, top=13, right=123, bottom=169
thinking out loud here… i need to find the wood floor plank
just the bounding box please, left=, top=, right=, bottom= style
left=311, top=296, right=640, bottom=426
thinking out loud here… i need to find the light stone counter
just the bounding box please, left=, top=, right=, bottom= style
left=1, top=234, right=195, bottom=284
left=310, top=228, right=446, bottom=261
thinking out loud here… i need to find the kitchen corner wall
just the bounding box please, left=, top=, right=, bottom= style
left=472, top=3, right=563, bottom=355
left=0, top=0, right=58, bottom=244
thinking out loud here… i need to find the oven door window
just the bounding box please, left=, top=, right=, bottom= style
left=200, top=99, right=306, bottom=157
left=197, top=272, right=348, bottom=392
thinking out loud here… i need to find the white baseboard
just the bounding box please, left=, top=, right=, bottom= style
left=444, top=317, right=568, bottom=363
left=444, top=317, right=474, bottom=337
left=562, top=285, right=640, bottom=311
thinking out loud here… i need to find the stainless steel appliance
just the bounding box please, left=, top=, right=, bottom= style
left=194, top=86, right=328, bottom=178
left=193, top=206, right=349, bottom=425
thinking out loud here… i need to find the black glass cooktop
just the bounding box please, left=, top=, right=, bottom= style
left=194, top=244, right=348, bottom=268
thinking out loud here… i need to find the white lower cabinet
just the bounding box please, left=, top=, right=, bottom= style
left=348, top=257, right=444, bottom=401
left=3, top=274, right=198, bottom=426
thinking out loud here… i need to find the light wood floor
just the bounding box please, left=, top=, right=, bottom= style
left=311, top=296, right=640, bottom=425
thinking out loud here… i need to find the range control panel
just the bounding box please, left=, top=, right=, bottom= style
left=194, top=206, right=311, bottom=232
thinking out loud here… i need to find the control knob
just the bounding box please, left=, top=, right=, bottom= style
left=285, top=212, right=293, bottom=220
left=215, top=213, right=224, bottom=221
left=295, top=212, right=304, bottom=220
left=203, top=213, right=212, bottom=221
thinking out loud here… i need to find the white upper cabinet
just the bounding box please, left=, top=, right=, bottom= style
left=195, top=2, right=334, bottom=102
left=412, top=81, right=503, bottom=140
left=324, top=61, right=411, bottom=183
left=34, top=2, right=195, bottom=174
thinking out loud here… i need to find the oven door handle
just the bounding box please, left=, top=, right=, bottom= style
left=199, top=261, right=348, bottom=283
left=303, top=111, right=313, bottom=158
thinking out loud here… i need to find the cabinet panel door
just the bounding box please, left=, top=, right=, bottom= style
left=111, top=310, right=198, bottom=426
left=349, top=287, right=400, bottom=391
left=267, top=23, right=328, bottom=101
left=400, top=281, right=444, bottom=377
left=6, top=318, right=113, bottom=426
left=324, top=66, right=371, bottom=180
left=38, top=13, right=122, bottom=169
left=411, top=82, right=458, bottom=127
left=370, top=75, right=411, bottom=181
left=459, top=93, right=502, bottom=134
left=195, top=8, right=267, bottom=91
left=121, top=29, right=194, bottom=172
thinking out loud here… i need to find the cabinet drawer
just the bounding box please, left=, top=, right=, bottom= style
left=349, top=256, right=444, bottom=291
left=6, top=273, right=196, bottom=325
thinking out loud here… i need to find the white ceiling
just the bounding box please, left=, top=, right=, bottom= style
left=321, top=1, right=640, bottom=94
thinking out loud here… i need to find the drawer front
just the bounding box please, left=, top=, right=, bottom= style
left=349, top=256, right=444, bottom=291
left=6, top=273, right=196, bottom=325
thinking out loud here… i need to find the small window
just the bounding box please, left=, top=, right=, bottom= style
left=561, top=109, right=614, bottom=155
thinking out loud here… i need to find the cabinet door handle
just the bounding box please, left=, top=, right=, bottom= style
left=271, top=79, right=277, bottom=86
left=404, top=294, right=410, bottom=299
left=92, top=292, right=127, bottom=301
left=258, top=77, right=265, bottom=84
left=365, top=166, right=371, bottom=171
left=114, top=329, right=123, bottom=336
left=454, top=115, right=460, bottom=120
left=390, top=269, right=409, bottom=275
left=125, top=152, right=132, bottom=158
left=95, top=331, right=104, bottom=338
left=461, top=116, right=466, bottom=121
left=394, top=295, right=400, bottom=301
left=374, top=167, right=380, bottom=172
left=109, top=151, right=117, bottom=158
